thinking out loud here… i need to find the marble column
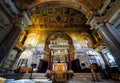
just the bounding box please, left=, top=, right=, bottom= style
left=0, top=23, right=22, bottom=66
left=50, top=49, right=54, bottom=70
left=67, top=49, right=71, bottom=70
left=47, top=50, right=52, bottom=70
left=46, top=49, right=52, bottom=79
left=91, top=19, right=120, bottom=69
left=67, top=49, right=73, bottom=80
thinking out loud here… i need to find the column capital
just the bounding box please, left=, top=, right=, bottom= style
left=86, top=11, right=105, bottom=30
left=89, top=16, right=104, bottom=30
left=86, top=11, right=99, bottom=24
left=11, top=11, right=29, bottom=30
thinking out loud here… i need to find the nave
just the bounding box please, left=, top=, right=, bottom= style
left=0, top=0, right=120, bottom=83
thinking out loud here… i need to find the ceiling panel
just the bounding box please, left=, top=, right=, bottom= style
left=30, top=7, right=88, bottom=28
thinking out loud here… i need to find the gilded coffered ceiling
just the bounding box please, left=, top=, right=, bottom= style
left=12, top=0, right=105, bottom=31
left=30, top=7, right=87, bottom=28
left=12, top=0, right=98, bottom=18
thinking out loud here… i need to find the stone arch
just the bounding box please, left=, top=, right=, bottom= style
left=28, top=1, right=95, bottom=18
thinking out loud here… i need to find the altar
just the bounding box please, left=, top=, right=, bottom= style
left=53, top=63, right=67, bottom=72
left=52, top=63, right=67, bottom=80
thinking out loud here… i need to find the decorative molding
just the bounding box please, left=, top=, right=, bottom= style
left=89, top=16, right=104, bottom=30
left=86, top=11, right=99, bottom=25
left=29, top=7, right=87, bottom=28
left=109, top=8, right=120, bottom=24
left=102, top=0, right=120, bottom=22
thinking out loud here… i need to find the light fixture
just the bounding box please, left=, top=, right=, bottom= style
left=84, top=38, right=88, bottom=44
left=0, top=77, right=6, bottom=83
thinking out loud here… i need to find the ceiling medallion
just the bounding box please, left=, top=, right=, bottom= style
left=56, top=15, right=62, bottom=22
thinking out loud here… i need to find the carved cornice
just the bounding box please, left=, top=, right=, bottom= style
left=26, top=0, right=94, bottom=18
left=86, top=11, right=99, bottom=24
left=28, top=26, right=90, bottom=32
left=102, top=0, right=120, bottom=22
left=89, top=16, right=104, bottom=30
left=85, top=9, right=105, bottom=30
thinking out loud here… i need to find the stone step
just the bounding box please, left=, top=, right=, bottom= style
left=33, top=79, right=52, bottom=83
left=3, top=73, right=47, bottom=79
left=68, top=80, right=110, bottom=83
left=29, top=73, right=47, bottom=79
left=68, top=80, right=120, bottom=83
left=53, top=79, right=67, bottom=83
left=5, top=79, right=52, bottom=83
left=72, top=77, right=92, bottom=81
left=18, top=73, right=47, bottom=79
left=72, top=73, right=103, bottom=81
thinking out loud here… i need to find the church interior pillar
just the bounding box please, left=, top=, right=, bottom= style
left=90, top=17, right=120, bottom=69
left=67, top=50, right=71, bottom=70
left=0, top=24, right=22, bottom=66
left=97, top=23, right=120, bottom=68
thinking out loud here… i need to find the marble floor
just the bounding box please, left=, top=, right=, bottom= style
left=4, top=79, right=120, bottom=83
left=68, top=80, right=120, bottom=83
